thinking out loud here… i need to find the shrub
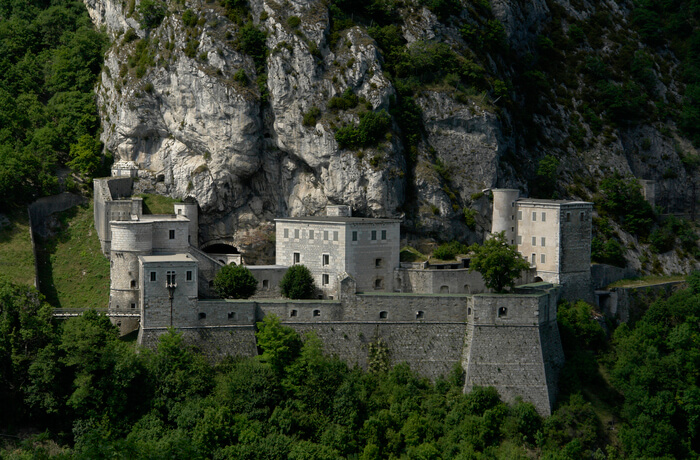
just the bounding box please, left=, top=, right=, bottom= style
left=213, top=264, right=258, bottom=299
left=233, top=68, right=248, bottom=85
left=596, top=173, right=655, bottom=237
left=302, top=106, right=321, bottom=127
left=182, top=9, right=198, bottom=28
left=468, top=232, right=530, bottom=292
left=287, top=16, right=301, bottom=28
left=184, top=39, right=199, bottom=58
left=433, top=241, right=468, bottom=260
left=279, top=265, right=316, bottom=299
left=138, top=0, right=167, bottom=29
left=328, top=88, right=359, bottom=110
left=335, top=110, right=391, bottom=149
left=237, top=23, right=267, bottom=72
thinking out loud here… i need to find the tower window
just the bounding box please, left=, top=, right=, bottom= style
left=375, top=258, right=383, bottom=268
left=352, top=231, right=357, bottom=241
left=566, top=212, right=571, bottom=222
left=323, top=254, right=330, bottom=266
left=131, top=303, right=136, bottom=309
left=322, top=274, right=329, bottom=285
left=541, top=237, right=546, bottom=246
left=381, top=230, right=387, bottom=240
left=580, top=211, right=585, bottom=221
left=541, top=253, right=546, bottom=263
left=371, top=230, right=377, bottom=240
left=532, top=237, right=536, bottom=246
left=284, top=228, right=289, bottom=238
left=333, top=231, right=338, bottom=241
left=130, top=280, right=136, bottom=288
left=294, top=229, right=299, bottom=239
left=541, top=212, right=546, bottom=222
left=518, top=211, right=522, bottom=220
left=150, top=272, right=157, bottom=282
left=531, top=253, right=536, bottom=264
left=532, top=212, right=537, bottom=222
left=187, top=270, right=193, bottom=281
left=293, top=252, right=300, bottom=264
left=517, top=235, right=522, bottom=244
left=169, top=229, right=175, bottom=239
left=324, top=230, right=329, bottom=240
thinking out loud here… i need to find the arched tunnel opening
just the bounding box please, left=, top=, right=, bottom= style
left=202, top=243, right=240, bottom=254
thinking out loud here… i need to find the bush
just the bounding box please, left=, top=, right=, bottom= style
left=233, top=69, right=248, bottom=85
left=287, top=16, right=301, bottom=28
left=279, top=265, right=316, bottom=299
left=213, top=265, right=258, bottom=299
left=182, top=9, right=198, bottom=28
left=433, top=241, right=468, bottom=260
left=328, top=88, right=358, bottom=110
left=237, top=23, right=267, bottom=72
left=138, top=0, right=167, bottom=29
left=335, top=110, right=391, bottom=149
left=302, top=106, right=321, bottom=127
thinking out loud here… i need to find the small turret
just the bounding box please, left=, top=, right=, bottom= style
left=174, top=198, right=199, bottom=248
left=491, top=189, right=520, bottom=243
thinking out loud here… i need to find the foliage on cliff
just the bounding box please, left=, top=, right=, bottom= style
left=0, top=0, right=108, bottom=209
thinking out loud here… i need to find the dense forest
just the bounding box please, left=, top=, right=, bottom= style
left=0, top=0, right=108, bottom=209
left=1, top=273, right=700, bottom=458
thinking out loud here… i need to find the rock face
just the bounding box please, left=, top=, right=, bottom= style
left=84, top=0, right=699, bottom=270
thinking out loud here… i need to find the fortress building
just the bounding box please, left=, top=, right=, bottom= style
left=491, top=189, right=593, bottom=302
left=93, top=179, right=582, bottom=415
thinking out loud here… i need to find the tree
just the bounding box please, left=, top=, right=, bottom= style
left=255, top=315, right=302, bottom=375
left=279, top=265, right=317, bottom=299
left=468, top=232, right=530, bottom=292
left=68, top=134, right=102, bottom=178
left=213, top=264, right=258, bottom=299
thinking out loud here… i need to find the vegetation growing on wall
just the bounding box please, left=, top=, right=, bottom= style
left=213, top=264, right=257, bottom=299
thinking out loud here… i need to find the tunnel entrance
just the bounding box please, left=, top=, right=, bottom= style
left=202, top=243, right=239, bottom=254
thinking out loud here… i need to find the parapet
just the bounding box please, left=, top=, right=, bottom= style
left=326, top=205, right=352, bottom=217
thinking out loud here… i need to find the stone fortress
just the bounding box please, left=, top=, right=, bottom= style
left=94, top=171, right=596, bottom=415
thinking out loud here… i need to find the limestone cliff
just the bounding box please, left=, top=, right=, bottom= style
left=84, top=0, right=700, bottom=270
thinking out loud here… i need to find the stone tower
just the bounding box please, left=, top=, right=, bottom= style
left=463, top=285, right=564, bottom=415
left=491, top=189, right=520, bottom=244
left=174, top=198, right=199, bottom=248
left=109, top=221, right=153, bottom=312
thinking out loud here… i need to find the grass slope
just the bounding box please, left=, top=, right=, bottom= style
left=36, top=203, right=109, bottom=309
left=0, top=209, right=36, bottom=286
left=137, top=193, right=181, bottom=214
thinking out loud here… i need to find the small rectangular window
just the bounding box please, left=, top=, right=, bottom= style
left=541, top=253, right=546, bottom=263
left=566, top=212, right=571, bottom=222
left=371, top=230, right=377, bottom=240
left=517, top=235, right=522, bottom=245
left=150, top=271, right=157, bottom=282
left=169, top=229, right=175, bottom=239
left=263, top=280, right=269, bottom=289
left=309, top=230, right=314, bottom=239
left=531, top=253, right=536, bottom=264
left=186, top=270, right=192, bottom=281
left=580, top=211, right=585, bottom=221
left=293, top=252, right=300, bottom=264
left=381, top=230, right=387, bottom=240
left=375, top=258, right=382, bottom=268
left=166, top=271, right=176, bottom=285
left=532, top=236, right=536, bottom=246
left=324, top=230, right=329, bottom=240
left=352, top=231, right=357, bottom=241
left=541, top=212, right=546, bottom=222
left=322, top=274, right=329, bottom=285
left=518, top=211, right=522, bottom=220
left=541, top=237, right=546, bottom=247
left=333, top=231, right=338, bottom=241
left=323, top=254, right=329, bottom=266
left=284, top=228, right=289, bottom=238
left=294, top=229, right=299, bottom=239
left=532, top=212, right=537, bottom=222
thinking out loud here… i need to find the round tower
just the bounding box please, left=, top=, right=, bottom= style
left=109, top=221, right=153, bottom=313
left=491, top=189, right=520, bottom=243
left=174, top=198, right=199, bottom=248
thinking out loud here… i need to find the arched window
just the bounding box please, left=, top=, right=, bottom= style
left=440, top=285, right=449, bottom=293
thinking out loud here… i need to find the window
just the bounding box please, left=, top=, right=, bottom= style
left=324, top=230, right=329, bottom=240
left=375, top=258, right=383, bottom=268
left=517, top=235, right=522, bottom=244
left=541, top=237, right=545, bottom=247
left=322, top=274, right=329, bottom=285
left=371, top=230, right=377, bottom=240
left=566, top=212, right=571, bottom=222
left=323, top=254, right=330, bottom=266
left=309, top=230, right=314, bottom=239
left=532, top=236, right=537, bottom=246
left=290, top=309, right=297, bottom=317
left=518, top=211, right=522, bottom=220
left=284, top=228, right=289, bottom=238
left=263, top=280, right=269, bottom=289
left=198, top=312, right=206, bottom=320
left=293, top=252, right=300, bottom=264
left=178, top=209, right=182, bottom=215
left=580, top=211, right=585, bottom=221
left=186, top=270, right=193, bottom=281
left=131, top=303, right=136, bottom=309
left=150, top=271, right=157, bottom=282
left=166, top=271, right=176, bottom=285
left=381, top=230, right=387, bottom=240
left=532, top=212, right=537, bottom=221
left=333, top=231, right=338, bottom=241
left=498, top=307, right=508, bottom=318
left=352, top=231, right=357, bottom=241
left=531, top=253, right=536, bottom=264
left=541, top=253, right=546, bottom=263
left=440, top=285, right=449, bottom=293
left=468, top=307, right=472, bottom=315
left=416, top=311, right=424, bottom=319
left=542, top=212, right=546, bottom=222
left=130, top=280, right=136, bottom=288
left=374, top=278, right=383, bottom=289
left=294, top=229, right=299, bottom=239
left=228, top=312, right=236, bottom=319
left=511, top=227, right=514, bottom=232
left=313, top=309, right=320, bottom=317
left=169, top=229, right=175, bottom=239
left=379, top=311, right=388, bottom=319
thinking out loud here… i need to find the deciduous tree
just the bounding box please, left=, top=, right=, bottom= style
left=468, top=232, right=530, bottom=292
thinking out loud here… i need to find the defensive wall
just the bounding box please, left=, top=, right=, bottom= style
left=137, top=285, right=561, bottom=414
left=596, top=280, right=683, bottom=324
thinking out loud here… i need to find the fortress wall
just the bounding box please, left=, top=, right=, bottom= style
left=287, top=322, right=466, bottom=379
left=347, top=294, right=469, bottom=322
left=559, top=204, right=592, bottom=274
left=248, top=266, right=287, bottom=299
left=152, top=220, right=190, bottom=251
left=558, top=271, right=594, bottom=303
left=139, top=326, right=258, bottom=360
left=397, top=268, right=487, bottom=294
left=105, top=177, right=133, bottom=199
left=590, top=263, right=638, bottom=289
